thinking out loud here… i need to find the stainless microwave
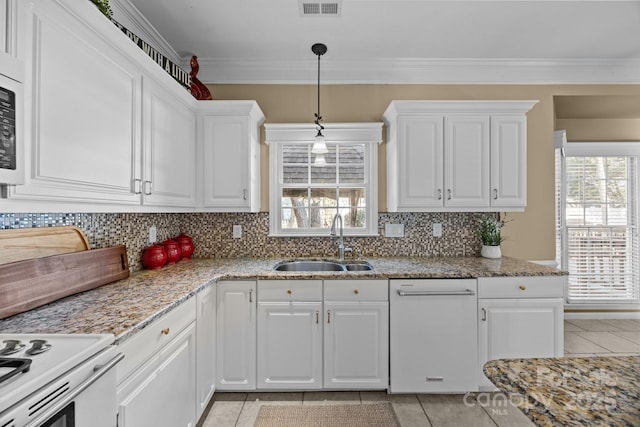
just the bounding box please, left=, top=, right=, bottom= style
left=0, top=72, right=23, bottom=185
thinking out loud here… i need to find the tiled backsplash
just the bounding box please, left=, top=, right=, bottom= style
left=0, top=212, right=485, bottom=271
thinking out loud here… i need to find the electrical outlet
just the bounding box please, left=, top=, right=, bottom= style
left=433, top=223, right=442, bottom=237
left=385, top=223, right=404, bottom=238
left=149, top=225, right=157, bottom=244
left=233, top=225, right=242, bottom=239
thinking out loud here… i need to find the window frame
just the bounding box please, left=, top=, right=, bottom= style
left=555, top=141, right=640, bottom=308
left=265, top=123, right=383, bottom=237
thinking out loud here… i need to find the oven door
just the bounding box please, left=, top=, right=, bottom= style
left=0, top=347, right=123, bottom=427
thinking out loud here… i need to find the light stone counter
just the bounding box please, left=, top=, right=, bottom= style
left=0, top=256, right=565, bottom=344
left=484, top=356, right=640, bottom=427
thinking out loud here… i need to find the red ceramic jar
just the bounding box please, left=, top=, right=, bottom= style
left=142, top=243, right=167, bottom=270
left=175, top=233, right=194, bottom=260
left=162, top=238, right=181, bottom=265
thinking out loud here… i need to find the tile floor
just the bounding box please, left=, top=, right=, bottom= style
left=198, top=319, right=640, bottom=427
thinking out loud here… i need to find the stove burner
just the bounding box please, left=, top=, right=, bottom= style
left=0, top=357, right=32, bottom=384
left=25, top=340, right=51, bottom=356
left=0, top=340, right=25, bottom=355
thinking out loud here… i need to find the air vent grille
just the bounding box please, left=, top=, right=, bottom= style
left=299, top=0, right=342, bottom=16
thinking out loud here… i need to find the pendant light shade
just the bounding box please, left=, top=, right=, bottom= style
left=311, top=43, right=327, bottom=165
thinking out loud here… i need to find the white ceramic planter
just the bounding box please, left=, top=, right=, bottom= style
left=481, top=245, right=502, bottom=259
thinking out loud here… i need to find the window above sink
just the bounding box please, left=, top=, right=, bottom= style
left=265, top=123, right=383, bottom=237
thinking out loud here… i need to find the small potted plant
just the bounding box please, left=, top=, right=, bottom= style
left=478, top=214, right=508, bottom=259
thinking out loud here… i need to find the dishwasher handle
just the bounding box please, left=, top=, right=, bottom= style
left=397, top=289, right=475, bottom=297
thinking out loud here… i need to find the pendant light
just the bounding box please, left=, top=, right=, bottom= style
left=311, top=43, right=328, bottom=165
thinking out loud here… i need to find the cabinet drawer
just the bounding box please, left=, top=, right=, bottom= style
left=258, top=280, right=322, bottom=302
left=478, top=276, right=566, bottom=299
left=116, top=297, right=196, bottom=384
left=324, top=280, right=388, bottom=301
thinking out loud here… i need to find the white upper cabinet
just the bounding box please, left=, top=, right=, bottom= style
left=0, top=0, right=23, bottom=81
left=141, top=77, right=197, bottom=208
left=384, top=100, right=537, bottom=212
left=198, top=101, right=264, bottom=212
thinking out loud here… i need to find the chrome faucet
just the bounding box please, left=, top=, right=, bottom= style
left=330, top=213, right=351, bottom=260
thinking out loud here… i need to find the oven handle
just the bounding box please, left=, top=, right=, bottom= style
left=397, top=289, right=475, bottom=296
left=24, top=352, right=124, bottom=427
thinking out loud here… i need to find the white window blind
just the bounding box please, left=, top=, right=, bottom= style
left=556, top=143, right=640, bottom=305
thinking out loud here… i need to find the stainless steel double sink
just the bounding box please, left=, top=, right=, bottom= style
left=274, top=260, right=373, bottom=272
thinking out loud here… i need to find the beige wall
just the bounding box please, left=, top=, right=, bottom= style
left=208, top=84, right=640, bottom=261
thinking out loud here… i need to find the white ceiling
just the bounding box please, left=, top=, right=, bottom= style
left=118, top=0, right=640, bottom=84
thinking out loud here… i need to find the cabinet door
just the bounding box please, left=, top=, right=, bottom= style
left=118, top=323, right=196, bottom=427
left=324, top=302, right=388, bottom=389
left=196, top=285, right=216, bottom=420
left=392, top=115, right=444, bottom=210
left=444, top=116, right=490, bottom=207
left=9, top=0, right=142, bottom=204
left=478, top=298, right=564, bottom=389
left=216, top=281, right=256, bottom=390
left=490, top=115, right=526, bottom=208
left=201, top=115, right=253, bottom=210
left=257, top=301, right=323, bottom=389
left=141, top=77, right=197, bottom=207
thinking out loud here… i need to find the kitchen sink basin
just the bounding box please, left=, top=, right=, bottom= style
left=273, top=260, right=374, bottom=272
left=344, top=263, right=374, bottom=271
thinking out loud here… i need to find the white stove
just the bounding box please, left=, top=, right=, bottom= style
left=0, top=333, right=122, bottom=427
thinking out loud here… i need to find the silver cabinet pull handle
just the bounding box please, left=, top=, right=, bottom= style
left=447, top=189, right=452, bottom=200
left=397, top=289, right=475, bottom=296
left=134, top=179, right=142, bottom=194
left=493, top=188, right=498, bottom=199
left=315, top=310, right=319, bottom=324
left=481, top=308, right=487, bottom=321
left=249, top=289, right=253, bottom=303
left=143, top=180, right=152, bottom=195
left=243, top=189, right=247, bottom=200
left=327, top=310, right=331, bottom=324
left=437, top=189, right=442, bottom=200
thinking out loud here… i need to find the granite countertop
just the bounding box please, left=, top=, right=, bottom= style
left=484, top=356, right=640, bottom=427
left=0, top=256, right=565, bottom=344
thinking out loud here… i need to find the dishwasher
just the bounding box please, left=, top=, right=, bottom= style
left=390, top=279, right=478, bottom=393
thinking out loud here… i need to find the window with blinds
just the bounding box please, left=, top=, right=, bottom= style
left=556, top=144, right=640, bottom=305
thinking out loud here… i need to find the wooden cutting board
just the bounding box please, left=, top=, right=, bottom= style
left=0, top=226, right=90, bottom=265
left=0, top=245, right=130, bottom=319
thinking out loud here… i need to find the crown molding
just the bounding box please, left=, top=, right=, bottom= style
left=193, top=57, right=640, bottom=85
left=110, top=0, right=182, bottom=65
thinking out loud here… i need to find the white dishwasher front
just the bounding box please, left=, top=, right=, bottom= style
left=390, top=279, right=478, bottom=393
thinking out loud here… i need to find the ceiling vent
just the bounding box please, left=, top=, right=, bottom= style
left=299, top=0, right=342, bottom=16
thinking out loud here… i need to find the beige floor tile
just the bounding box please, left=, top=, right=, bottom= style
left=200, top=401, right=244, bottom=427
left=567, top=319, right=621, bottom=332
left=576, top=331, right=640, bottom=353
left=246, top=392, right=303, bottom=402
left=213, top=392, right=248, bottom=401
left=564, top=320, right=585, bottom=332
left=474, top=392, right=536, bottom=427
left=611, top=331, right=640, bottom=345
left=303, top=390, right=361, bottom=404
left=602, top=319, right=640, bottom=331
left=360, top=391, right=420, bottom=403
left=564, top=332, right=610, bottom=354
left=418, top=394, right=497, bottom=427
left=391, top=402, right=432, bottom=427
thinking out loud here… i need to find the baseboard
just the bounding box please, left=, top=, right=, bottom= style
left=564, top=310, right=640, bottom=320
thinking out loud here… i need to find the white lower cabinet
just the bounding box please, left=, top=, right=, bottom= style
left=324, top=280, right=389, bottom=390
left=116, top=300, right=196, bottom=427
left=216, top=280, right=256, bottom=390
left=257, top=280, right=323, bottom=390
left=255, top=279, right=389, bottom=390
left=477, top=276, right=565, bottom=389
left=196, top=285, right=216, bottom=420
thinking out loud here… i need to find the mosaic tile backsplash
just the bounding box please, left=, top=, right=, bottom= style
left=0, top=212, right=486, bottom=271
